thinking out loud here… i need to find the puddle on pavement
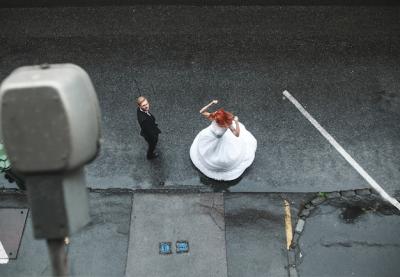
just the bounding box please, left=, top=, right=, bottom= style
left=331, top=196, right=400, bottom=223
left=340, top=206, right=364, bottom=223
left=226, top=208, right=282, bottom=226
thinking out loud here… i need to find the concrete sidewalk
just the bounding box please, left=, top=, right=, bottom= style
left=1, top=190, right=399, bottom=276
left=0, top=191, right=292, bottom=277
left=126, top=193, right=227, bottom=277
left=0, top=191, right=132, bottom=277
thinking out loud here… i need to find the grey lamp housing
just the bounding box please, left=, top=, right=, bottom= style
left=0, top=64, right=101, bottom=239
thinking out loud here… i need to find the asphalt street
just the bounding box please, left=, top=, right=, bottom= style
left=1, top=5, right=399, bottom=193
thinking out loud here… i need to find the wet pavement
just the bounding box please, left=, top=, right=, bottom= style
left=126, top=193, right=227, bottom=277
left=1, top=190, right=400, bottom=276
left=1, top=6, right=400, bottom=193
left=0, top=191, right=301, bottom=276
left=225, top=193, right=295, bottom=277
left=295, top=195, right=400, bottom=277
left=1, top=4, right=400, bottom=277
left=0, top=191, right=132, bottom=277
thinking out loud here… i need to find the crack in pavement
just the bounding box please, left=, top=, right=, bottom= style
left=321, top=240, right=400, bottom=248
left=198, top=200, right=225, bottom=231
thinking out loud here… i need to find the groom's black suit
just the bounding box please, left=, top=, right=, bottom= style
left=137, top=108, right=161, bottom=159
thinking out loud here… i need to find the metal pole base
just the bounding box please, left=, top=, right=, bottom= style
left=46, top=238, right=68, bottom=276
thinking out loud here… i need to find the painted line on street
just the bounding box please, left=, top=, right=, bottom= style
left=283, top=200, right=293, bottom=250
left=283, top=90, right=400, bottom=211
left=0, top=240, right=9, bottom=264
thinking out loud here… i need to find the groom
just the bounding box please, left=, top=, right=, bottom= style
left=136, top=96, right=161, bottom=159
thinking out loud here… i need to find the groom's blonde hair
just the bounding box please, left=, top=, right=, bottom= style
left=136, top=96, right=147, bottom=106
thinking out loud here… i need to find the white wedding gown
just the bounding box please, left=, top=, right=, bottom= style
left=190, top=120, right=257, bottom=181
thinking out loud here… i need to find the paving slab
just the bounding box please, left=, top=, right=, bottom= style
left=126, top=193, right=227, bottom=277
left=224, top=193, right=292, bottom=277
left=0, top=191, right=132, bottom=277
left=68, top=191, right=132, bottom=277
left=296, top=198, right=400, bottom=277
left=0, top=193, right=53, bottom=276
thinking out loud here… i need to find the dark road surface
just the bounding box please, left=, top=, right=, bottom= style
left=1, top=6, right=399, bottom=193
left=1, top=5, right=400, bottom=277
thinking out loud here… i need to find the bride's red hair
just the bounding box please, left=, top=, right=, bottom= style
left=210, top=108, right=233, bottom=128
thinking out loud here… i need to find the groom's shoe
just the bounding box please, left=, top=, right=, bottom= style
left=147, top=152, right=159, bottom=160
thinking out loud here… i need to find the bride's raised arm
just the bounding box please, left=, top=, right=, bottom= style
left=229, top=116, right=240, bottom=137
left=200, top=100, right=218, bottom=119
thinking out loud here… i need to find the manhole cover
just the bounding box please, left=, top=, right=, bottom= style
left=0, top=208, right=29, bottom=260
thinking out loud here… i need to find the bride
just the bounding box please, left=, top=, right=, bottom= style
left=190, top=100, right=257, bottom=181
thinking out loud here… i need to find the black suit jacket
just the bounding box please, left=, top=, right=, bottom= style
left=137, top=108, right=161, bottom=139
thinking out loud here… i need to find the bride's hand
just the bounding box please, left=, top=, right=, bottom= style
left=234, top=116, right=239, bottom=121
left=212, top=100, right=218, bottom=104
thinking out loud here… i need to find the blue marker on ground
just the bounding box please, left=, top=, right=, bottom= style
left=176, top=241, right=189, bottom=253
left=159, top=242, right=172, bottom=255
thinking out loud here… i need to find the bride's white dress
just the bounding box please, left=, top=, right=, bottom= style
left=190, top=120, right=257, bottom=181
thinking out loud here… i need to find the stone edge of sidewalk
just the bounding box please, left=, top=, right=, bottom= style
left=285, top=188, right=398, bottom=277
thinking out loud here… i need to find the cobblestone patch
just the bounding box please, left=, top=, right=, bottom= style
left=286, top=188, right=393, bottom=277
